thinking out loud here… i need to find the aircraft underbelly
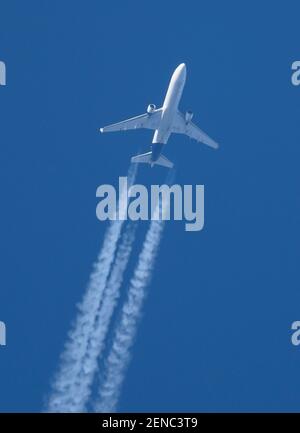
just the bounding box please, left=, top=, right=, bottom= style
left=152, top=107, right=175, bottom=144
left=152, top=125, right=171, bottom=144
left=151, top=64, right=185, bottom=154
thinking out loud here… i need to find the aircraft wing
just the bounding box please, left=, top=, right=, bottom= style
left=100, top=109, right=162, bottom=133
left=172, top=111, right=219, bottom=149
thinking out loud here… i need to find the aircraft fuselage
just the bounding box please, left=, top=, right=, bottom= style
left=151, top=63, right=186, bottom=163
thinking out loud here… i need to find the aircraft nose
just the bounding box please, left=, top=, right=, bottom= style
left=179, top=63, right=186, bottom=78
left=172, top=63, right=187, bottom=83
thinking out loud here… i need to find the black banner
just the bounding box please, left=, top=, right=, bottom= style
left=0, top=413, right=297, bottom=430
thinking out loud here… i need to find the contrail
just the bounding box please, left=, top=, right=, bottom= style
left=93, top=199, right=168, bottom=413
left=46, top=165, right=136, bottom=413
left=74, top=221, right=138, bottom=412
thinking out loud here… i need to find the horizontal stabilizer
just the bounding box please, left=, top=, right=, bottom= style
left=131, top=152, right=152, bottom=164
left=131, top=152, right=173, bottom=168
left=155, top=154, right=174, bottom=168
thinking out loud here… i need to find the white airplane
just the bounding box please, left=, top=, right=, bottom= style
left=100, top=63, right=219, bottom=168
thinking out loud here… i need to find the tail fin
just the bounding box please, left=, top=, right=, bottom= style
left=131, top=152, right=173, bottom=169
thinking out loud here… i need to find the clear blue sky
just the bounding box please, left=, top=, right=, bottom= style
left=0, top=0, right=300, bottom=412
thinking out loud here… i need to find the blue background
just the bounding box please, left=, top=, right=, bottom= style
left=1, top=0, right=300, bottom=412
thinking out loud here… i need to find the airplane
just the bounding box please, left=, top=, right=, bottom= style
left=100, top=63, right=219, bottom=168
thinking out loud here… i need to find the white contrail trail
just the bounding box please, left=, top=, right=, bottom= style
left=93, top=201, right=167, bottom=413
left=74, top=221, right=138, bottom=412
left=46, top=165, right=136, bottom=413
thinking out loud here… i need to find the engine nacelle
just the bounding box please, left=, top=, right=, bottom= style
left=185, top=110, right=194, bottom=123
left=147, top=103, right=156, bottom=114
